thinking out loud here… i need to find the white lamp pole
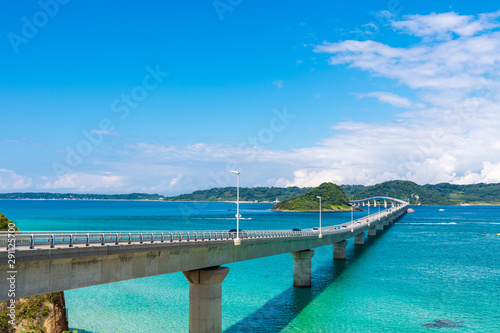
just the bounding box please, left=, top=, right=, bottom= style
left=316, top=196, right=322, bottom=238
left=351, top=204, right=354, bottom=223
left=231, top=170, right=240, bottom=244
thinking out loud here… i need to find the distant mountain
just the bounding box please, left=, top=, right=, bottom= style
left=346, top=180, right=500, bottom=205
left=271, top=182, right=351, bottom=212
left=163, top=186, right=311, bottom=202
left=423, top=183, right=500, bottom=205
left=349, top=180, right=445, bottom=205
left=0, top=193, right=164, bottom=200
left=1, top=181, right=499, bottom=205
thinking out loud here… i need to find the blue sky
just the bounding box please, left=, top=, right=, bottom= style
left=1, top=0, right=500, bottom=194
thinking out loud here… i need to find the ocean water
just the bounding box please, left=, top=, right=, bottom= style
left=1, top=200, right=499, bottom=332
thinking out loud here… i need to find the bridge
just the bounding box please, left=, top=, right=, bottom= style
left=1, top=198, right=408, bottom=333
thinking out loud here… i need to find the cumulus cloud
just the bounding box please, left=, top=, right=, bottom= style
left=355, top=91, right=424, bottom=108
left=392, top=11, right=500, bottom=40
left=4, top=11, right=500, bottom=194
left=0, top=169, right=32, bottom=190
left=286, top=11, right=500, bottom=187
left=38, top=172, right=125, bottom=192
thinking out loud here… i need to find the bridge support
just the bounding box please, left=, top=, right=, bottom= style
left=354, top=232, right=366, bottom=246
left=376, top=223, right=384, bottom=231
left=290, top=250, right=315, bottom=287
left=383, top=219, right=389, bottom=226
left=333, top=240, right=348, bottom=260
left=183, top=266, right=229, bottom=333
left=368, top=226, right=377, bottom=237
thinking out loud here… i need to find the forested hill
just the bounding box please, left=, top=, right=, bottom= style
left=163, top=186, right=311, bottom=202
left=350, top=180, right=500, bottom=205
left=163, top=181, right=500, bottom=205
left=0, top=193, right=164, bottom=200
left=271, top=182, right=351, bottom=211
left=1, top=181, right=499, bottom=205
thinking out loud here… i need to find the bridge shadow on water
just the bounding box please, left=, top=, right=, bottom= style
left=224, top=227, right=392, bottom=332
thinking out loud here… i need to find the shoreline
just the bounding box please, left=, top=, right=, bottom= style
left=1, top=199, right=500, bottom=206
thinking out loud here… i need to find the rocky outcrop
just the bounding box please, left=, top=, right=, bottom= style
left=0, top=292, right=69, bottom=333
left=1, top=213, right=69, bottom=333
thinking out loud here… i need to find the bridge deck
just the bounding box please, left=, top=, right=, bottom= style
left=0, top=204, right=407, bottom=301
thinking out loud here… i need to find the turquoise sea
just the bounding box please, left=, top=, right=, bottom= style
left=1, top=200, right=499, bottom=332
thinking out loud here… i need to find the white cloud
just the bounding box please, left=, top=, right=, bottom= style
left=142, top=174, right=183, bottom=193
left=273, top=80, right=284, bottom=89
left=0, top=169, right=32, bottom=190
left=453, top=162, right=500, bottom=184
left=392, top=11, right=500, bottom=40
left=91, top=129, right=119, bottom=136
left=355, top=91, right=424, bottom=108
left=38, top=172, right=125, bottom=192
left=284, top=11, right=500, bottom=188
left=5, top=11, right=500, bottom=195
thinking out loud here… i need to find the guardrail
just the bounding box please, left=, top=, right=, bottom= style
left=0, top=205, right=407, bottom=250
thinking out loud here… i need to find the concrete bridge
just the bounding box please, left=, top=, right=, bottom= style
left=1, top=198, right=408, bottom=332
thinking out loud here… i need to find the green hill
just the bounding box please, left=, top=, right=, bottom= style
left=271, top=182, right=351, bottom=211
left=163, top=186, right=311, bottom=202
left=0, top=193, right=164, bottom=200
left=350, top=180, right=446, bottom=205
left=423, top=183, right=500, bottom=205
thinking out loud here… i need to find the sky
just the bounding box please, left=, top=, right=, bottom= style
left=1, top=0, right=500, bottom=195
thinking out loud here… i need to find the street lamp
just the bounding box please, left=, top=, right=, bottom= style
left=367, top=200, right=370, bottom=219
left=351, top=204, right=354, bottom=232
left=231, top=170, right=241, bottom=245
left=316, top=196, right=322, bottom=238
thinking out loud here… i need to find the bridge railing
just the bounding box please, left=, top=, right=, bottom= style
left=0, top=229, right=322, bottom=249
left=0, top=204, right=407, bottom=250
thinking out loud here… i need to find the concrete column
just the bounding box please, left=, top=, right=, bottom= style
left=376, top=223, right=384, bottom=231
left=290, top=250, right=315, bottom=287
left=354, top=232, right=366, bottom=246
left=368, top=226, right=377, bottom=237
left=333, top=240, right=348, bottom=260
left=183, top=266, right=230, bottom=333
left=383, top=219, right=389, bottom=226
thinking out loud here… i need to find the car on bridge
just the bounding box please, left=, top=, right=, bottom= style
left=312, top=227, right=319, bottom=231
left=228, top=229, right=247, bottom=237
left=292, top=228, right=302, bottom=232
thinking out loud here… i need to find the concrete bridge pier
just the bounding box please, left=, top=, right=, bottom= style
left=383, top=219, right=389, bottom=226
left=354, top=232, right=366, bottom=246
left=290, top=250, right=315, bottom=287
left=183, top=266, right=230, bottom=333
left=368, top=226, right=377, bottom=237
left=333, top=240, right=348, bottom=260
left=376, top=223, right=384, bottom=231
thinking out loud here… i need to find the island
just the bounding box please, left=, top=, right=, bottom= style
left=271, top=182, right=352, bottom=212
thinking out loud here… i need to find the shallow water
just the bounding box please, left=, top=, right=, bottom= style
left=1, top=201, right=499, bottom=332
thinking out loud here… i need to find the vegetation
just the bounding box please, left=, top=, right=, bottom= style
left=0, top=192, right=164, bottom=200
left=349, top=180, right=445, bottom=205
left=1, top=181, right=499, bottom=205
left=0, top=213, right=18, bottom=231
left=271, top=182, right=351, bottom=211
left=347, top=180, right=500, bottom=205
left=163, top=186, right=311, bottom=202
left=423, top=182, right=500, bottom=205
left=0, top=213, right=68, bottom=333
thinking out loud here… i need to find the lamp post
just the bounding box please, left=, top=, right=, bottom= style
left=316, top=196, right=322, bottom=238
left=231, top=170, right=241, bottom=245
left=351, top=204, right=354, bottom=232
left=367, top=200, right=370, bottom=219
